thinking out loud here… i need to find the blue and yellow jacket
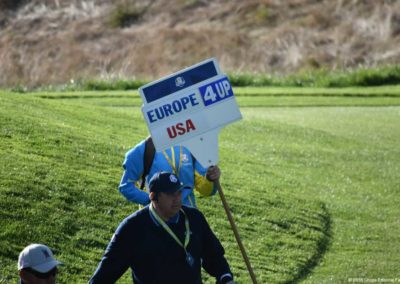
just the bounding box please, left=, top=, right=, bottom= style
left=119, top=140, right=216, bottom=207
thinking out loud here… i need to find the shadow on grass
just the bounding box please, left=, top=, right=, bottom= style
left=287, top=202, right=332, bottom=284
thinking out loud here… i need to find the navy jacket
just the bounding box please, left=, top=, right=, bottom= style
left=89, top=206, right=233, bottom=283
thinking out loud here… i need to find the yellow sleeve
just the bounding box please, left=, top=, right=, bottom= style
left=194, top=171, right=215, bottom=196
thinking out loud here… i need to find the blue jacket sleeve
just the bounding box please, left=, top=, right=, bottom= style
left=118, top=141, right=150, bottom=205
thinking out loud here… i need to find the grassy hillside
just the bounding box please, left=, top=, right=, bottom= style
left=1, top=0, right=400, bottom=87
left=1, top=89, right=399, bottom=283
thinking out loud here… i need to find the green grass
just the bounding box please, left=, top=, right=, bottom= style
left=0, top=87, right=399, bottom=283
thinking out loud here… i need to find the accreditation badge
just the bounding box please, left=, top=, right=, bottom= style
left=186, top=252, right=195, bottom=267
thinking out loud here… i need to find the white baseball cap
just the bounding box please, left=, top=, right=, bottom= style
left=18, top=244, right=62, bottom=273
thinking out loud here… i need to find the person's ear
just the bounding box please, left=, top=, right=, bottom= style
left=149, top=192, right=157, bottom=202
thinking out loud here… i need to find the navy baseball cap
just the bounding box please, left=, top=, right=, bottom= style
left=149, top=172, right=184, bottom=194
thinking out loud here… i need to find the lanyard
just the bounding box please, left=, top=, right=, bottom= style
left=149, top=203, right=190, bottom=250
left=162, top=146, right=182, bottom=177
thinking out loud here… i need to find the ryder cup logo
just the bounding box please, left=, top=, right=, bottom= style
left=182, top=154, right=189, bottom=163
left=175, top=76, right=185, bottom=87
left=42, top=249, right=50, bottom=258
left=169, top=174, right=178, bottom=183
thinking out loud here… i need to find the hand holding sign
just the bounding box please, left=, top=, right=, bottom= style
left=205, top=165, right=221, bottom=182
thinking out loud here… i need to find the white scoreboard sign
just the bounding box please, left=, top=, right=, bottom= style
left=139, top=58, right=242, bottom=166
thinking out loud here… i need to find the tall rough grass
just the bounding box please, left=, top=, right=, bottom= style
left=228, top=65, right=400, bottom=88
left=1, top=0, right=400, bottom=88
left=9, top=65, right=400, bottom=92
